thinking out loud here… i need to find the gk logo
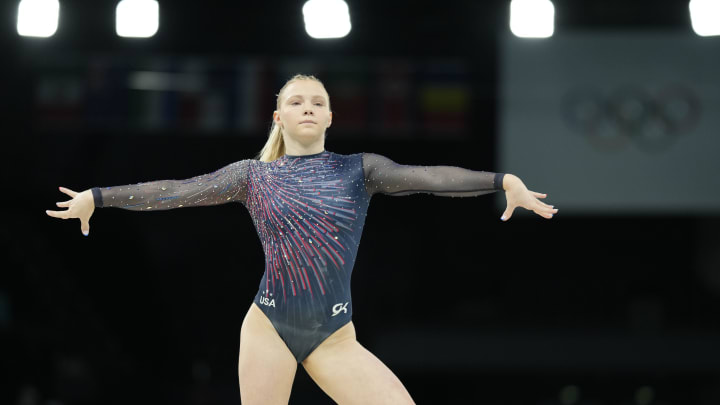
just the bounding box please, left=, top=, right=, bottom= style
left=332, top=302, right=349, bottom=317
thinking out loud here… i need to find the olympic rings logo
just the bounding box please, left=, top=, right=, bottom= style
left=561, top=86, right=701, bottom=152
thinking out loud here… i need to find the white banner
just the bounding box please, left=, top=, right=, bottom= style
left=499, top=32, right=720, bottom=214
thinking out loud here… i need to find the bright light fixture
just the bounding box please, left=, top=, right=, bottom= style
left=17, top=0, right=60, bottom=38
left=302, top=0, right=352, bottom=39
left=510, top=0, right=555, bottom=38
left=116, top=0, right=159, bottom=38
left=689, top=0, right=720, bottom=36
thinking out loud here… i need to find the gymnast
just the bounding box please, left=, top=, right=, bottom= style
left=46, top=74, right=557, bottom=404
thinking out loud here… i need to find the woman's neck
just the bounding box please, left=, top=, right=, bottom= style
left=283, top=140, right=325, bottom=157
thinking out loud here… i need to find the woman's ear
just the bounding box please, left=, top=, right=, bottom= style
left=327, top=111, right=333, bottom=128
left=272, top=110, right=282, bottom=128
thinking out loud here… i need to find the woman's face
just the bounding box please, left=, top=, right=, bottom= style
left=273, top=80, right=332, bottom=144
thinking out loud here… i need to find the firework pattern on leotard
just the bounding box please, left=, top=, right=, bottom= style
left=245, top=151, right=370, bottom=309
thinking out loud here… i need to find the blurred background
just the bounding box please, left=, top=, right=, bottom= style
left=3, top=0, right=720, bottom=403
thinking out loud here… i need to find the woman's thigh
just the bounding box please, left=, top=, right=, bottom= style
left=238, top=303, right=298, bottom=405
left=301, top=322, right=415, bottom=405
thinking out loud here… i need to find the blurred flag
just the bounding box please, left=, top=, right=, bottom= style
left=418, top=62, right=470, bottom=136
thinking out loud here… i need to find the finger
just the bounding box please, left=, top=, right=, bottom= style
left=534, top=198, right=553, bottom=209
left=56, top=200, right=72, bottom=207
left=501, top=205, right=515, bottom=221
left=537, top=202, right=558, bottom=215
left=536, top=202, right=553, bottom=210
left=534, top=200, right=556, bottom=211
left=532, top=207, right=551, bottom=218
left=46, top=209, right=69, bottom=219
left=520, top=199, right=547, bottom=212
left=528, top=194, right=554, bottom=209
left=80, top=218, right=90, bottom=236
left=58, top=186, right=78, bottom=198
left=536, top=206, right=557, bottom=219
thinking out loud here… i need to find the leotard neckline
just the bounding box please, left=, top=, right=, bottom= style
left=283, top=150, right=328, bottom=159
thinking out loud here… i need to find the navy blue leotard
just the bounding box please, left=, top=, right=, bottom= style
left=92, top=150, right=504, bottom=362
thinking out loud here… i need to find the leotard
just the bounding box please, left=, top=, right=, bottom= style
left=91, top=150, right=504, bottom=362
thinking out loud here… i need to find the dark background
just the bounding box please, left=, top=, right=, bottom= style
left=3, top=0, right=720, bottom=404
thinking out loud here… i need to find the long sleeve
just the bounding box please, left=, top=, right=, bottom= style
left=91, top=159, right=250, bottom=210
left=362, top=152, right=505, bottom=197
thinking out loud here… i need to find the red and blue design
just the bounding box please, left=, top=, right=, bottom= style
left=246, top=150, right=368, bottom=361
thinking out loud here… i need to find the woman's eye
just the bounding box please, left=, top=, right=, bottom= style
left=291, top=102, right=300, bottom=105
left=315, top=103, right=324, bottom=107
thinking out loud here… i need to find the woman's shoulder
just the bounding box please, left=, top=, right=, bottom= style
left=329, top=151, right=370, bottom=166
left=329, top=150, right=372, bottom=159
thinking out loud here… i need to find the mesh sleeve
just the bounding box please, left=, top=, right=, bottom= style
left=91, top=159, right=250, bottom=211
left=362, top=153, right=505, bottom=197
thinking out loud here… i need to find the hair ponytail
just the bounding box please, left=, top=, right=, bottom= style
left=256, top=121, right=285, bottom=162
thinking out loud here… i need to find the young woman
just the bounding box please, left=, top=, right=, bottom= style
left=46, top=74, right=557, bottom=404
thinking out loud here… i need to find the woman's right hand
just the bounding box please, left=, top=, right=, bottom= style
left=46, top=187, right=95, bottom=236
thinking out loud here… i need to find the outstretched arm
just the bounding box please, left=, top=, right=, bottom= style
left=362, top=153, right=557, bottom=220
left=90, top=160, right=250, bottom=210
left=46, top=159, right=250, bottom=235
left=362, top=152, right=503, bottom=197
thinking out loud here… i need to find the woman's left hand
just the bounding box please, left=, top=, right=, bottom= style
left=501, top=174, right=557, bottom=221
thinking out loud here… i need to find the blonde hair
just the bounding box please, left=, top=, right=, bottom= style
left=256, top=74, right=330, bottom=162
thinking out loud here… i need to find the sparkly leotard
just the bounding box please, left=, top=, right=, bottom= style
left=92, top=150, right=504, bottom=362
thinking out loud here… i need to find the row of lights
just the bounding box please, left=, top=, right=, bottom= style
left=16, top=0, right=351, bottom=39
left=16, top=0, right=720, bottom=40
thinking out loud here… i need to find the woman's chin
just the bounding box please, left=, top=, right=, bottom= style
left=291, top=130, right=324, bottom=142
